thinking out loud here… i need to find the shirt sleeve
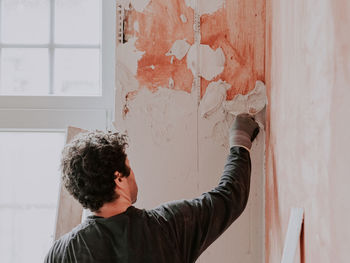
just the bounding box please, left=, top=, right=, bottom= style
left=153, top=146, right=251, bottom=263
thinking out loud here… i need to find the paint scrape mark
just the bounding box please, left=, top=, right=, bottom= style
left=166, top=39, right=191, bottom=60
left=223, top=80, right=267, bottom=115
left=180, top=14, right=187, bottom=23
left=123, top=105, right=130, bottom=119
left=169, top=78, right=175, bottom=89
left=199, top=80, right=231, bottom=118
left=185, top=0, right=225, bottom=15
left=122, top=6, right=134, bottom=43
left=187, top=44, right=226, bottom=81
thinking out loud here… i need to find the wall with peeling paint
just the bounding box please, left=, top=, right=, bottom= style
left=114, top=0, right=265, bottom=262
left=266, top=0, right=350, bottom=262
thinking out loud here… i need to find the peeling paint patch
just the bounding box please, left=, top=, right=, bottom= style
left=187, top=44, right=226, bottom=81
left=116, top=37, right=145, bottom=76
left=132, top=0, right=151, bottom=12
left=185, top=0, right=225, bottom=15
left=119, top=0, right=151, bottom=12
left=223, top=80, right=267, bottom=115
left=180, top=14, right=187, bottom=23
left=130, top=0, right=195, bottom=92
left=116, top=62, right=140, bottom=94
left=200, top=1, right=265, bottom=99
left=166, top=39, right=191, bottom=60
left=199, top=80, right=231, bottom=118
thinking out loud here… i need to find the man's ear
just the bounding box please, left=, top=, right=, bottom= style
left=115, top=171, right=121, bottom=181
left=114, top=171, right=125, bottom=186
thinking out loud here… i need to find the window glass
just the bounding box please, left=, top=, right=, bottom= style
left=55, top=0, right=100, bottom=44
left=0, top=0, right=101, bottom=96
left=1, top=0, right=50, bottom=44
left=54, top=48, right=100, bottom=95
left=1, top=48, right=49, bottom=95
left=0, top=132, right=64, bottom=262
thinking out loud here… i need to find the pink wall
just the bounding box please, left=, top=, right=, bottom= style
left=266, top=0, right=350, bottom=262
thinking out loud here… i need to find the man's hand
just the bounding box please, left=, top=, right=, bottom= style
left=229, top=114, right=260, bottom=150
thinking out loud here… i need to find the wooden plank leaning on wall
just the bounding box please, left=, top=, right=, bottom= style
left=54, top=127, right=86, bottom=240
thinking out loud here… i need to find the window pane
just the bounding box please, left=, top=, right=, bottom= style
left=0, top=132, right=65, bottom=263
left=54, top=49, right=100, bottom=95
left=55, top=0, right=100, bottom=44
left=0, top=48, right=49, bottom=95
left=1, top=0, right=50, bottom=44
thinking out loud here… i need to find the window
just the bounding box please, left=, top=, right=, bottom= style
left=1, top=0, right=100, bottom=96
left=0, top=131, right=65, bottom=262
left=0, top=0, right=116, bottom=130
left=0, top=0, right=116, bottom=261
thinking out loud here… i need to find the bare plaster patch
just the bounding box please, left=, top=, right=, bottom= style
left=116, top=62, right=139, bottom=94
left=187, top=44, right=226, bottom=81
left=116, top=86, right=199, bottom=207
left=119, top=0, right=151, bottom=12
left=199, top=80, right=231, bottom=118
left=223, top=80, right=267, bottom=115
left=134, top=21, right=139, bottom=32
left=198, top=80, right=267, bottom=147
left=125, top=87, right=197, bottom=146
left=116, top=37, right=145, bottom=76
left=166, top=39, right=191, bottom=60
left=185, top=0, right=225, bottom=15
left=180, top=14, right=188, bottom=23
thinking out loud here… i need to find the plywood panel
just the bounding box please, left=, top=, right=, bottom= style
left=54, top=127, right=86, bottom=240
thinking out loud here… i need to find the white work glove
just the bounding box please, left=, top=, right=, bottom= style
left=229, top=113, right=260, bottom=150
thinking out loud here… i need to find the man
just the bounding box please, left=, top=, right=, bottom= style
left=45, top=114, right=259, bottom=263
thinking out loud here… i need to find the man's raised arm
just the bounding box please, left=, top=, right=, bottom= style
left=152, top=114, right=260, bottom=262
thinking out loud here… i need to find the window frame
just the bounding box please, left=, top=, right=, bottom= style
left=0, top=0, right=116, bottom=130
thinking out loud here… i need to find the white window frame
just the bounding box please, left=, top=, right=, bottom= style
left=0, top=0, right=116, bottom=131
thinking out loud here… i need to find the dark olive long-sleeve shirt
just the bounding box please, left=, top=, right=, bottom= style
left=45, top=146, right=251, bottom=263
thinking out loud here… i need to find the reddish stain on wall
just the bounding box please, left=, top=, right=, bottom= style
left=265, top=0, right=350, bottom=262
left=200, top=1, right=265, bottom=100
left=125, top=0, right=194, bottom=93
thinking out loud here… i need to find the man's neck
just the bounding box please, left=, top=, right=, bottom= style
left=94, top=197, right=131, bottom=218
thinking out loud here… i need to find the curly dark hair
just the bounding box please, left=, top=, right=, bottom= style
left=61, top=131, right=130, bottom=212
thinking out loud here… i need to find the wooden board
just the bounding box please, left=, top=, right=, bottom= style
left=281, top=208, right=304, bottom=263
left=54, top=126, right=87, bottom=240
